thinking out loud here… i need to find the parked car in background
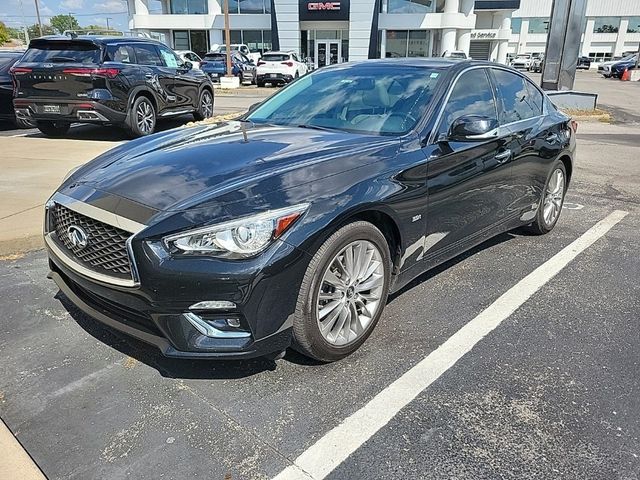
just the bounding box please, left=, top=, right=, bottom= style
left=11, top=36, right=214, bottom=138
left=176, top=50, right=203, bottom=70
left=441, top=50, right=467, bottom=59
left=0, top=50, right=32, bottom=127
left=577, top=56, right=592, bottom=70
left=44, top=59, right=575, bottom=363
left=256, top=51, right=308, bottom=87
left=200, top=51, right=257, bottom=84
left=213, top=44, right=261, bottom=64
left=529, top=54, right=544, bottom=72
left=598, top=55, right=635, bottom=78
left=511, top=54, right=532, bottom=69
left=610, top=55, right=638, bottom=78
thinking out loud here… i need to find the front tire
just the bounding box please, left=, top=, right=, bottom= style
left=37, top=120, right=70, bottom=137
left=292, top=221, right=392, bottom=362
left=193, top=89, right=214, bottom=121
left=525, top=161, right=567, bottom=235
left=127, top=96, right=156, bottom=138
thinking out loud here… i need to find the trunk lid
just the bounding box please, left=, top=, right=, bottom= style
left=13, top=39, right=106, bottom=100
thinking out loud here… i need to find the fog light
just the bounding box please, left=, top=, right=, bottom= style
left=227, top=318, right=241, bottom=328
left=189, top=300, right=236, bottom=310
left=184, top=312, right=249, bottom=338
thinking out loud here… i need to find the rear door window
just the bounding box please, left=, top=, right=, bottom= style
left=21, top=42, right=100, bottom=64
left=492, top=69, right=541, bottom=124
left=437, top=68, right=497, bottom=138
left=106, top=44, right=135, bottom=63
left=133, top=44, right=163, bottom=66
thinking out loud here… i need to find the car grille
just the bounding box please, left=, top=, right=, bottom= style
left=52, top=203, right=133, bottom=279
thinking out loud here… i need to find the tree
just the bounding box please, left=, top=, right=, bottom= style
left=0, top=22, right=9, bottom=45
left=28, top=23, right=55, bottom=39
left=50, top=14, right=80, bottom=34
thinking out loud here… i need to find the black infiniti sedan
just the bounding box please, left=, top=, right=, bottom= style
left=45, top=59, right=575, bottom=362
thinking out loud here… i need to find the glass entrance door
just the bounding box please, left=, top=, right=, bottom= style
left=315, top=41, right=341, bottom=68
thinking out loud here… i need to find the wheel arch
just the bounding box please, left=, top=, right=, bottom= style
left=558, top=154, right=573, bottom=186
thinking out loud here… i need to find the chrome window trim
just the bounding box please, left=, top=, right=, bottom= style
left=428, top=65, right=546, bottom=145
left=44, top=192, right=148, bottom=288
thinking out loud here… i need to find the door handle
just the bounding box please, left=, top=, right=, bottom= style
left=546, top=133, right=559, bottom=143
left=494, top=149, right=512, bottom=163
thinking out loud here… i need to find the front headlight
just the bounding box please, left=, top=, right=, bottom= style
left=163, top=204, right=309, bottom=258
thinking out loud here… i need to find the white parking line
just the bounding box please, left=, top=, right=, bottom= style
left=273, top=209, right=629, bottom=480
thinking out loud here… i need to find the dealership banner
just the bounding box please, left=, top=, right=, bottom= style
left=299, top=0, right=350, bottom=21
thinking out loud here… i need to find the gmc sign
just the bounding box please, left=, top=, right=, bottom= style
left=299, top=0, right=349, bottom=20
left=308, top=2, right=340, bottom=10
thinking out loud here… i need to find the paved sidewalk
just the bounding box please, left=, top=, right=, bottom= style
left=0, top=419, right=46, bottom=480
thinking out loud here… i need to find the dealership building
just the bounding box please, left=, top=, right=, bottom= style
left=127, top=0, right=640, bottom=67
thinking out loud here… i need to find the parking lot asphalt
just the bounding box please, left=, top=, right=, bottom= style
left=0, top=71, right=639, bottom=480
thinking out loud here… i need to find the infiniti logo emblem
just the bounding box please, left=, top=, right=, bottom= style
left=67, top=225, right=89, bottom=249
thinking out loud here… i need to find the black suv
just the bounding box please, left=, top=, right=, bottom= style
left=11, top=36, right=214, bottom=137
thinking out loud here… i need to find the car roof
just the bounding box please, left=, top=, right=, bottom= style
left=334, top=58, right=481, bottom=68
left=262, top=51, right=294, bottom=55
left=0, top=50, right=25, bottom=57
left=29, top=35, right=164, bottom=46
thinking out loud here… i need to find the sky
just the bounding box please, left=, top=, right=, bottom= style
left=0, top=0, right=136, bottom=32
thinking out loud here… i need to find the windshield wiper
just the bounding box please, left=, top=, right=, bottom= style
left=294, top=124, right=341, bottom=132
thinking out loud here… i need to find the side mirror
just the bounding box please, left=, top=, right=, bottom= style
left=446, top=115, right=499, bottom=142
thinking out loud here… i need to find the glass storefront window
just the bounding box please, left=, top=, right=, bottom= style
left=173, top=30, right=210, bottom=57
left=511, top=17, right=522, bottom=33
left=384, top=30, right=430, bottom=58
left=383, top=0, right=434, bottom=14
left=228, top=30, right=272, bottom=54
left=170, top=0, right=207, bottom=14
left=239, top=0, right=265, bottom=14
left=173, top=30, right=190, bottom=50
left=594, top=17, right=620, bottom=33
left=528, top=18, right=549, bottom=34
left=628, top=17, right=640, bottom=33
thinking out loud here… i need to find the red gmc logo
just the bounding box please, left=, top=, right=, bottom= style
left=308, top=1, right=340, bottom=10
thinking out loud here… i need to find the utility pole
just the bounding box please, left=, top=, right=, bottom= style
left=34, top=0, right=43, bottom=37
left=224, top=0, right=232, bottom=77
left=18, top=0, right=30, bottom=44
left=106, top=17, right=112, bottom=30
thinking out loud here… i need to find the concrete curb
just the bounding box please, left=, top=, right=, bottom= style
left=0, top=418, right=47, bottom=480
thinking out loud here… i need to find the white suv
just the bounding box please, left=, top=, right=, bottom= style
left=256, top=51, right=308, bottom=87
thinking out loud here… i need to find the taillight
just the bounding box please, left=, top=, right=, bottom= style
left=200, top=61, right=208, bottom=66
left=570, top=119, right=578, bottom=133
left=63, top=67, right=120, bottom=78
left=9, top=66, right=32, bottom=75
left=257, top=61, right=266, bottom=66
left=281, top=61, right=294, bottom=67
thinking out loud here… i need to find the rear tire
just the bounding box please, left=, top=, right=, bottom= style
left=126, top=96, right=156, bottom=138
left=292, top=221, right=392, bottom=362
left=193, top=89, right=214, bottom=121
left=37, top=121, right=70, bottom=137
left=524, top=161, right=567, bottom=235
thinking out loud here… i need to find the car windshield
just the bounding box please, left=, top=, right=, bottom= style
left=247, top=64, right=442, bottom=136
left=262, top=54, right=290, bottom=62
left=21, top=42, right=100, bottom=64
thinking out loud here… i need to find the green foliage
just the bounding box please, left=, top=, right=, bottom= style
left=27, top=23, right=56, bottom=39
left=50, top=14, right=81, bottom=34
left=0, top=21, right=9, bottom=45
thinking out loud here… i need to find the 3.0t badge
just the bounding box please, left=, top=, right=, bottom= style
left=67, top=225, right=89, bottom=249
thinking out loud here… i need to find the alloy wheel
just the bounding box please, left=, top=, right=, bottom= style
left=136, top=100, right=155, bottom=134
left=316, top=240, right=385, bottom=346
left=201, top=91, right=213, bottom=118
left=543, top=168, right=565, bottom=226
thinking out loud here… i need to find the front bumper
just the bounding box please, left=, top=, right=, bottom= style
left=46, top=244, right=298, bottom=359
left=13, top=99, right=126, bottom=125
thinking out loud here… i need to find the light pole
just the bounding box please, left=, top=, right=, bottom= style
left=34, top=0, right=43, bottom=36
left=224, top=0, right=232, bottom=77
left=106, top=17, right=112, bottom=30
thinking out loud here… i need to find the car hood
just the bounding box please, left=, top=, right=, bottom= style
left=65, top=121, right=397, bottom=213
